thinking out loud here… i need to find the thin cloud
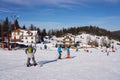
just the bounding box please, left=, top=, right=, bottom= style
left=0, top=0, right=90, bottom=7
left=104, top=0, right=120, bottom=3
left=20, top=21, right=63, bottom=30
left=82, top=0, right=120, bottom=3
left=1, top=0, right=119, bottom=10
left=2, top=0, right=81, bottom=5
left=87, top=16, right=120, bottom=24
left=2, top=0, right=120, bottom=5
left=0, top=8, right=12, bottom=13
left=1, top=0, right=32, bottom=6
left=18, top=16, right=120, bottom=31
left=85, top=16, right=120, bottom=30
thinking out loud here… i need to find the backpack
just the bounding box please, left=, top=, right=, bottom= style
left=28, top=47, right=33, bottom=54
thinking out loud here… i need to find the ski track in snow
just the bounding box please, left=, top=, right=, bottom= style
left=0, top=47, right=120, bottom=80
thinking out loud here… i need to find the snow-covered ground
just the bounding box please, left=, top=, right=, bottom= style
left=0, top=46, right=120, bottom=80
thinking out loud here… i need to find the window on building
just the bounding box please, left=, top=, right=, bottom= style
left=31, top=37, right=33, bottom=39
left=17, top=32, right=20, bottom=35
left=66, top=39, right=70, bottom=41
left=21, top=37, right=23, bottom=39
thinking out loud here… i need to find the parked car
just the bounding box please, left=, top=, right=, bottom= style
left=10, top=43, right=26, bottom=48
left=117, top=43, right=120, bottom=45
left=19, top=44, right=28, bottom=48
left=10, top=43, right=20, bottom=48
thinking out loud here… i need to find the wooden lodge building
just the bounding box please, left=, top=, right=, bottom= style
left=57, top=33, right=75, bottom=48
left=11, top=29, right=39, bottom=43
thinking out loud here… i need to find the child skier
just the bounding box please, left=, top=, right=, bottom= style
left=66, top=46, right=70, bottom=58
left=111, top=42, right=115, bottom=52
left=57, top=44, right=62, bottom=59
left=25, top=44, right=37, bottom=67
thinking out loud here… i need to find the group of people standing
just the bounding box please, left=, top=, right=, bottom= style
left=57, top=44, right=71, bottom=59
left=25, top=44, right=71, bottom=67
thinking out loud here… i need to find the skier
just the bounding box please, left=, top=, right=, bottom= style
left=25, top=44, right=37, bottom=67
left=111, top=42, right=115, bottom=52
left=44, top=44, right=47, bottom=49
left=105, top=45, right=110, bottom=56
left=57, top=44, right=62, bottom=59
left=66, top=46, right=70, bottom=58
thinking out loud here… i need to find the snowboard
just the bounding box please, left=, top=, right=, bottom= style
left=25, top=63, right=41, bottom=67
left=57, top=56, right=76, bottom=60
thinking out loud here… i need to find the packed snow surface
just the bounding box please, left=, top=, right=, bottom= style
left=0, top=47, right=120, bottom=80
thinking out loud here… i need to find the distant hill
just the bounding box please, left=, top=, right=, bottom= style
left=50, top=26, right=120, bottom=41
left=112, top=30, right=120, bottom=36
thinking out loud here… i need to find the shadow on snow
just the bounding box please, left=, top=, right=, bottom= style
left=37, top=56, right=76, bottom=67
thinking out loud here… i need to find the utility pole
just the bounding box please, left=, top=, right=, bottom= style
left=11, top=14, right=19, bottom=50
left=0, top=19, right=4, bottom=49
left=7, top=22, right=11, bottom=50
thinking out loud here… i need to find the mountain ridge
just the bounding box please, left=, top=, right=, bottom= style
left=112, top=30, right=120, bottom=36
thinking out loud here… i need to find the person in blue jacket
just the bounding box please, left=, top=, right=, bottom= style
left=57, top=44, right=62, bottom=59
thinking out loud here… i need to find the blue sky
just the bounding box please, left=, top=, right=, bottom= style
left=0, top=0, right=120, bottom=31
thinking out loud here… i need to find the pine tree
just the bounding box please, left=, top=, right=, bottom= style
left=29, top=24, right=34, bottom=30
left=37, top=28, right=41, bottom=43
left=14, top=19, right=20, bottom=29
left=22, top=25, right=26, bottom=29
